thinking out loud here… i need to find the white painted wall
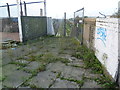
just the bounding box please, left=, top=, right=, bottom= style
left=95, top=18, right=119, bottom=80
left=118, top=18, right=120, bottom=86
left=47, top=17, right=55, bottom=35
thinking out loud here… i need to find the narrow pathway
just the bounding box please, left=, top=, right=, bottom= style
left=2, top=37, right=116, bottom=88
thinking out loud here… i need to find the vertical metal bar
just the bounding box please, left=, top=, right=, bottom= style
left=6, top=3, right=10, bottom=18
left=40, top=9, right=43, bottom=16
left=24, top=1, right=27, bottom=16
left=64, top=12, right=66, bottom=36
left=81, top=7, right=84, bottom=45
left=20, top=0, right=23, bottom=16
left=44, top=0, right=46, bottom=16
left=74, top=12, right=76, bottom=37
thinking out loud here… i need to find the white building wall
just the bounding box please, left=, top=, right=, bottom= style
left=95, top=18, right=119, bottom=80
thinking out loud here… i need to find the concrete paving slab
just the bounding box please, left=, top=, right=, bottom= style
left=81, top=80, right=102, bottom=88
left=84, top=69, right=101, bottom=79
left=2, top=55, right=12, bottom=65
left=2, top=70, right=31, bottom=88
left=51, top=78, right=79, bottom=88
left=61, top=66, right=85, bottom=81
left=28, top=71, right=57, bottom=88
left=24, top=61, right=41, bottom=71
left=46, top=62, right=66, bottom=72
left=2, top=64, right=18, bottom=76
left=68, top=60, right=85, bottom=67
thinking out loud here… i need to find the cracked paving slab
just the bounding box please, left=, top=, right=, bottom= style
left=81, top=80, right=102, bottom=88
left=46, top=62, right=66, bottom=72
left=27, top=71, right=57, bottom=88
left=23, top=61, right=42, bottom=72
left=2, top=70, right=31, bottom=88
left=3, top=64, right=19, bottom=76
left=84, top=69, right=101, bottom=79
left=61, top=66, right=86, bottom=81
left=61, top=55, right=85, bottom=67
left=47, top=61, right=86, bottom=81
left=50, top=78, right=79, bottom=88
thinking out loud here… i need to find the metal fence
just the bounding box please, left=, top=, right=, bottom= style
left=53, top=13, right=74, bottom=37
left=0, top=1, right=46, bottom=42
left=0, top=0, right=46, bottom=18
left=71, top=8, right=84, bottom=44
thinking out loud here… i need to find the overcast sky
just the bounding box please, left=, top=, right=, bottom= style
left=0, top=0, right=119, bottom=18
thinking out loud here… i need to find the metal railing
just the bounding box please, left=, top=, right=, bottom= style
left=0, top=0, right=46, bottom=18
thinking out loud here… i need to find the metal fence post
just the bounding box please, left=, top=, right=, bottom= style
left=64, top=12, right=66, bottom=37
left=44, top=0, right=46, bottom=16
left=24, top=1, right=27, bottom=16
left=81, top=7, right=84, bottom=45
left=40, top=9, right=43, bottom=16
left=6, top=3, right=10, bottom=18
left=20, top=0, right=23, bottom=16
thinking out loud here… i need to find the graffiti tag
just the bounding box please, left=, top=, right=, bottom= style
left=97, top=27, right=107, bottom=47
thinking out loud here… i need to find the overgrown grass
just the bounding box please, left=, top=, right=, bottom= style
left=27, top=53, right=70, bottom=65
left=0, top=75, right=6, bottom=82
left=23, top=53, right=70, bottom=76
left=71, top=45, right=118, bottom=88
left=94, top=76, right=117, bottom=88
left=72, top=45, right=103, bottom=74
left=60, top=77, right=84, bottom=88
left=10, top=61, right=27, bottom=67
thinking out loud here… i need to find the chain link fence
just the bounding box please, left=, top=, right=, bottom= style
left=53, top=13, right=74, bottom=37
left=71, top=8, right=84, bottom=44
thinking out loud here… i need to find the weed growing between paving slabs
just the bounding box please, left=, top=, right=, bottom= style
left=53, top=71, right=85, bottom=88
left=2, top=36, right=118, bottom=88
left=71, top=45, right=117, bottom=88
left=27, top=53, right=70, bottom=66
left=16, top=53, right=71, bottom=88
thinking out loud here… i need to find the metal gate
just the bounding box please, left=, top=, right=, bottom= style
left=72, top=8, right=84, bottom=44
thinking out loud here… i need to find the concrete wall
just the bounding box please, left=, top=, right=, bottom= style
left=83, top=18, right=96, bottom=50
left=21, top=16, right=47, bottom=42
left=95, top=18, right=119, bottom=80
